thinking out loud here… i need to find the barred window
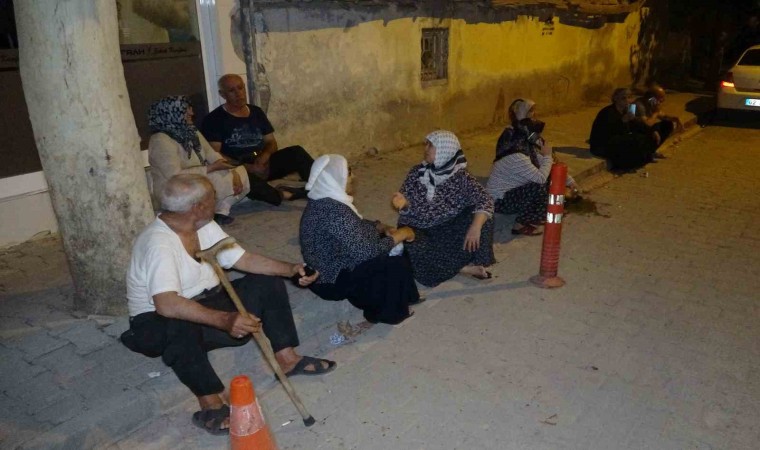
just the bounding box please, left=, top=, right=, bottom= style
left=421, top=28, right=448, bottom=84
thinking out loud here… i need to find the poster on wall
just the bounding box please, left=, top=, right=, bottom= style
left=0, top=0, right=202, bottom=67
left=118, top=0, right=201, bottom=59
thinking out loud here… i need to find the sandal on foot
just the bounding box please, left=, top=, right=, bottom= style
left=285, top=356, right=337, bottom=378
left=511, top=225, right=542, bottom=236
left=192, top=405, right=230, bottom=436
left=472, top=270, right=492, bottom=280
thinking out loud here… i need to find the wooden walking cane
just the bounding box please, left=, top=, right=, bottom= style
left=196, top=237, right=316, bottom=426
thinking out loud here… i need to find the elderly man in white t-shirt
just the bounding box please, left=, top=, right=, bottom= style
left=122, top=174, right=336, bottom=435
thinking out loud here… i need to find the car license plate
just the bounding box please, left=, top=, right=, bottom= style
left=745, top=98, right=760, bottom=107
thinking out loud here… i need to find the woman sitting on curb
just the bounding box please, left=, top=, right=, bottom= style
left=486, top=99, right=577, bottom=236
left=393, top=130, right=495, bottom=287
left=299, top=154, right=421, bottom=325
left=148, top=96, right=249, bottom=226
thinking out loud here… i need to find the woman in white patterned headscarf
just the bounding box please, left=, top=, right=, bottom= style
left=148, top=95, right=250, bottom=225
left=391, top=130, right=496, bottom=287
left=299, top=155, right=422, bottom=325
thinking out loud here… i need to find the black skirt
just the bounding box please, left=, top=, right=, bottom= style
left=309, top=254, right=419, bottom=325
left=404, top=208, right=495, bottom=287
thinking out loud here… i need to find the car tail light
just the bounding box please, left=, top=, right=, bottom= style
left=721, top=72, right=735, bottom=88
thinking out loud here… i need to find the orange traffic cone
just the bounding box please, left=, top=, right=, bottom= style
left=229, top=375, right=277, bottom=450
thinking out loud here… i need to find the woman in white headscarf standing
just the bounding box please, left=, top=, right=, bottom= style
left=299, top=154, right=421, bottom=325
left=392, top=130, right=495, bottom=287
left=485, top=99, right=577, bottom=236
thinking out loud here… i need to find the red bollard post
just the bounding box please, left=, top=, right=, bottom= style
left=530, top=163, right=567, bottom=289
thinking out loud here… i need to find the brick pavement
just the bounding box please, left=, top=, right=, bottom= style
left=0, top=92, right=725, bottom=449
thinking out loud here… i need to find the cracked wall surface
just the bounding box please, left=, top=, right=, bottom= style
left=222, top=1, right=650, bottom=157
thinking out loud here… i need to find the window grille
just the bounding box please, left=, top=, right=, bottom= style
left=421, top=28, right=448, bottom=83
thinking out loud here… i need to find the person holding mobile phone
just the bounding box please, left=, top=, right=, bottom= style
left=634, top=84, right=683, bottom=149
left=486, top=98, right=577, bottom=237
left=589, top=88, right=658, bottom=173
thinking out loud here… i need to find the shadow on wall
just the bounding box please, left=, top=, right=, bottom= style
left=629, top=0, right=668, bottom=86
left=373, top=44, right=621, bottom=142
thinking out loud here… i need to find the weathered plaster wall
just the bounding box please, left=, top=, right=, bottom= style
left=241, top=4, right=644, bottom=157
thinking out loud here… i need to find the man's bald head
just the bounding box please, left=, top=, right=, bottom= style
left=647, top=84, right=666, bottom=101
left=217, top=74, right=247, bottom=108
left=217, top=74, right=244, bottom=90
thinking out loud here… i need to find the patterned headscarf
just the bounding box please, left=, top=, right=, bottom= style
left=495, top=98, right=540, bottom=168
left=418, top=130, right=467, bottom=201
left=306, top=154, right=362, bottom=218
left=148, top=96, right=205, bottom=164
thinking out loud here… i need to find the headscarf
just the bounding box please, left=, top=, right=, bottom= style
left=495, top=98, right=540, bottom=167
left=148, top=96, right=205, bottom=164
left=512, top=98, right=536, bottom=122
left=418, top=130, right=467, bottom=201
left=306, top=154, right=362, bottom=218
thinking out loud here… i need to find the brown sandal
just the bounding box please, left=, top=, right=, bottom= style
left=511, top=224, right=542, bottom=236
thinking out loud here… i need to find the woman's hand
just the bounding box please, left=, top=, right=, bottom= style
left=391, top=192, right=408, bottom=211
left=207, top=159, right=236, bottom=173
left=231, top=170, right=243, bottom=195
left=292, top=263, right=319, bottom=287
left=540, top=140, right=552, bottom=157
left=390, top=226, right=415, bottom=243
left=376, top=221, right=397, bottom=236
left=463, top=223, right=482, bottom=252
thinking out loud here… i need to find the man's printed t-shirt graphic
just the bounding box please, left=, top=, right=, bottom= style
left=201, top=104, right=274, bottom=163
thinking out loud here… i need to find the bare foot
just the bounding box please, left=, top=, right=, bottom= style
left=460, top=265, right=490, bottom=278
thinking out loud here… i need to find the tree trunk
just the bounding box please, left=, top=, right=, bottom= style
left=15, top=0, right=154, bottom=314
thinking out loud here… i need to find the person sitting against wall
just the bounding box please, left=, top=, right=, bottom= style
left=634, top=84, right=684, bottom=148
left=121, top=174, right=335, bottom=436
left=201, top=74, right=312, bottom=206
left=486, top=99, right=578, bottom=236
left=299, top=154, right=421, bottom=325
left=392, top=130, right=495, bottom=286
left=148, top=95, right=249, bottom=226
left=589, top=88, right=659, bottom=173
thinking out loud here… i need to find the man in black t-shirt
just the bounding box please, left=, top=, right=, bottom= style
left=589, top=88, right=657, bottom=172
left=201, top=74, right=313, bottom=206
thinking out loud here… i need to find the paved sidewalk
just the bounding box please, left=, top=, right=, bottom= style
left=0, top=92, right=707, bottom=449
left=112, top=110, right=760, bottom=450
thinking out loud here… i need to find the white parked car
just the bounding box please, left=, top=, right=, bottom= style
left=717, top=44, right=760, bottom=112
